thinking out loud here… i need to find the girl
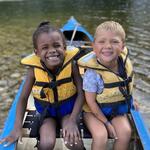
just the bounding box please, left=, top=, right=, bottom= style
left=0, top=22, right=84, bottom=150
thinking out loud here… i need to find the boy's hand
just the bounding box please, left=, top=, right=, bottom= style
left=62, top=117, right=81, bottom=147
left=0, top=128, right=22, bottom=147
left=133, top=99, right=139, bottom=111
left=105, top=122, right=118, bottom=140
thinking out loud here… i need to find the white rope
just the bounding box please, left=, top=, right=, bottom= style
left=69, top=23, right=79, bottom=46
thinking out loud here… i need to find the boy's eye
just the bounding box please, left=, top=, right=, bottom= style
left=98, top=40, right=105, bottom=44
left=112, top=40, right=120, bottom=44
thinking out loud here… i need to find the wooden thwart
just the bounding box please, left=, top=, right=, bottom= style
left=21, top=110, right=143, bottom=150
left=22, top=110, right=91, bottom=139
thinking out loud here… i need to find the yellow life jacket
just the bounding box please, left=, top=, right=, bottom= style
left=21, top=48, right=79, bottom=104
left=78, top=47, right=134, bottom=112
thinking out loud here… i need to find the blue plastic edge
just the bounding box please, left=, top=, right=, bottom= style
left=0, top=80, right=25, bottom=150
left=131, top=108, right=150, bottom=150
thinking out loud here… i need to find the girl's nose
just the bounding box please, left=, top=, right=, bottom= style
left=49, top=48, right=56, bottom=53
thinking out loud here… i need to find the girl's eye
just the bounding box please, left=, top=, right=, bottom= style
left=54, top=44, right=61, bottom=48
left=42, top=46, right=48, bottom=50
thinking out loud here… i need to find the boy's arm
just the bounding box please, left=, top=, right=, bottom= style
left=0, top=67, right=35, bottom=146
left=85, top=91, right=118, bottom=139
left=85, top=91, right=108, bottom=124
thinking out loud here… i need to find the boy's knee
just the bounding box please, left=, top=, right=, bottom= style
left=93, top=130, right=107, bottom=144
left=118, top=126, right=132, bottom=142
left=123, top=126, right=132, bottom=138
left=126, top=126, right=132, bottom=136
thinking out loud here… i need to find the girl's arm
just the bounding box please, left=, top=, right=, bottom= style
left=70, top=61, right=84, bottom=121
left=0, top=67, right=35, bottom=146
left=62, top=61, right=84, bottom=144
left=14, top=67, right=35, bottom=129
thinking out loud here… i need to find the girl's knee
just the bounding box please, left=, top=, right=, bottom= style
left=39, top=138, right=56, bottom=150
left=39, top=118, right=56, bottom=149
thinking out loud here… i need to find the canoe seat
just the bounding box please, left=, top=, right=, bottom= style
left=22, top=110, right=92, bottom=138
left=22, top=110, right=141, bottom=145
left=21, top=110, right=142, bottom=150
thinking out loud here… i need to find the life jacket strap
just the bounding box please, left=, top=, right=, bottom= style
left=35, top=77, right=72, bottom=89
left=104, top=77, right=132, bottom=88
left=34, top=77, right=72, bottom=98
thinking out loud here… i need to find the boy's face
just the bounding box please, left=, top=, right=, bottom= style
left=35, top=31, right=65, bottom=70
left=93, top=30, right=124, bottom=65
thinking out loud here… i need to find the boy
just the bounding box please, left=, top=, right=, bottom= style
left=78, top=21, right=138, bottom=150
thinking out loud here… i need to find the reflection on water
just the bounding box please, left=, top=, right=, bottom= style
left=0, top=0, right=150, bottom=131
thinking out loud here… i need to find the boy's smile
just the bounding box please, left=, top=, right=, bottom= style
left=93, top=30, right=124, bottom=67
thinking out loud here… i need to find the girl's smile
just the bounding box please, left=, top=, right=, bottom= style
left=35, top=31, right=65, bottom=70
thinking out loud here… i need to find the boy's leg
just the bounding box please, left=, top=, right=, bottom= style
left=61, top=114, right=84, bottom=150
left=38, top=118, right=56, bottom=150
left=84, top=112, right=108, bottom=150
left=111, top=115, right=132, bottom=150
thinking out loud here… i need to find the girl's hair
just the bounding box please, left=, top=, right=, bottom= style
left=94, top=21, right=126, bottom=42
left=32, top=21, right=66, bottom=49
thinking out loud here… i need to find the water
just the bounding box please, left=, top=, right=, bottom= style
left=0, top=0, right=149, bottom=131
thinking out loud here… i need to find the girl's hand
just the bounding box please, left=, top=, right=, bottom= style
left=0, top=128, right=22, bottom=147
left=105, top=122, right=118, bottom=140
left=62, top=117, right=81, bottom=147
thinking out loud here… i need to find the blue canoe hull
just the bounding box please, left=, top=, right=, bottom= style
left=61, top=16, right=93, bottom=42
left=1, top=17, right=150, bottom=150
left=1, top=81, right=150, bottom=150
left=0, top=81, right=25, bottom=150
left=130, top=109, right=150, bottom=150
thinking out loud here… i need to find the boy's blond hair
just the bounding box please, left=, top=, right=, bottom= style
left=94, top=21, right=126, bottom=42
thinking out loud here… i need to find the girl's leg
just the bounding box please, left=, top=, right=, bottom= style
left=111, top=115, right=132, bottom=150
left=84, top=112, right=108, bottom=150
left=38, top=118, right=56, bottom=150
left=61, top=115, right=84, bottom=150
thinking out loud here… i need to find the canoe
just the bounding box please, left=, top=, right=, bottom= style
left=60, top=16, right=93, bottom=46
left=61, top=16, right=93, bottom=62
left=0, top=17, right=150, bottom=150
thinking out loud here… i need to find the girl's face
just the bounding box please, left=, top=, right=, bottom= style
left=93, top=30, right=124, bottom=66
left=35, top=31, right=65, bottom=70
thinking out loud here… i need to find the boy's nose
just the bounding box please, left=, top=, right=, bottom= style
left=105, top=41, right=111, bottom=48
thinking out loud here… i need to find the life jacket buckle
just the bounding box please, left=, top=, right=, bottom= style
left=49, top=81, right=57, bottom=89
